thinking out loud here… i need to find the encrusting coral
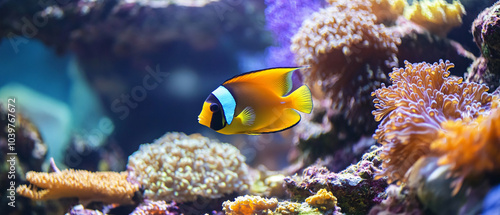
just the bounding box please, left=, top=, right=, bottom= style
left=372, top=60, right=494, bottom=184
left=431, top=100, right=500, bottom=192
left=468, top=1, right=500, bottom=91
left=127, top=132, right=250, bottom=202
left=222, top=195, right=278, bottom=215
left=222, top=194, right=340, bottom=215
left=16, top=169, right=139, bottom=205
left=130, top=200, right=181, bottom=215
left=404, top=0, right=466, bottom=37
left=305, top=189, right=338, bottom=211
left=284, top=149, right=387, bottom=215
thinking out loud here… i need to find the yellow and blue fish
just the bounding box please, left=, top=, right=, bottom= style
left=198, top=67, right=313, bottom=135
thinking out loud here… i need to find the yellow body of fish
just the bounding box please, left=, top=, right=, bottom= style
left=198, top=67, right=313, bottom=135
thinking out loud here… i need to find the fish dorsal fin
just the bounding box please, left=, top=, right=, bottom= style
left=238, top=106, right=255, bottom=126
left=254, top=109, right=301, bottom=134
left=223, top=67, right=299, bottom=96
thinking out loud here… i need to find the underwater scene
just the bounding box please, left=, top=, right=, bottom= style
left=1, top=0, right=500, bottom=214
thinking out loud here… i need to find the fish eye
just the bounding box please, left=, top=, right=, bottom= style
left=210, top=103, right=219, bottom=112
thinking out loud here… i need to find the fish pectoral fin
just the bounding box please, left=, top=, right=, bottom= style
left=286, top=85, right=313, bottom=114
left=238, top=106, right=255, bottom=126
left=255, top=109, right=301, bottom=134
left=223, top=67, right=299, bottom=96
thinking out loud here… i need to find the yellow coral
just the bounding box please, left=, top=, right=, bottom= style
left=223, top=195, right=278, bottom=215
left=127, top=132, right=250, bottom=202
left=274, top=202, right=303, bottom=215
left=404, top=0, right=465, bottom=37
left=16, top=170, right=139, bottom=205
left=328, top=0, right=406, bottom=23
left=431, top=99, right=500, bottom=193
left=305, top=189, right=337, bottom=211
left=372, top=60, right=493, bottom=183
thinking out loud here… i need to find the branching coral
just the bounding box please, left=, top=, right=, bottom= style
left=431, top=100, right=500, bottom=192
left=372, top=60, right=494, bottom=184
left=127, top=132, right=250, bottom=202
left=404, top=0, right=466, bottom=37
left=222, top=195, right=278, bottom=215
left=291, top=0, right=401, bottom=131
left=16, top=169, right=139, bottom=205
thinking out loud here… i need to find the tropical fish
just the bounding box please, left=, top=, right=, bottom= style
left=198, top=67, right=313, bottom=135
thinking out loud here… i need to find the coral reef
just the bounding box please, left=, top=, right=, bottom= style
left=327, top=0, right=406, bottom=23
left=291, top=0, right=400, bottom=132
left=222, top=194, right=340, bottom=215
left=372, top=60, right=494, bottom=183
left=404, top=0, right=466, bottom=37
left=223, top=195, right=278, bottom=215
left=1, top=0, right=272, bottom=158
left=305, top=188, right=337, bottom=211
left=368, top=185, right=423, bottom=215
left=0, top=104, right=49, bottom=214
left=127, top=132, right=250, bottom=202
left=248, top=165, right=287, bottom=198
left=67, top=204, right=105, bottom=215
left=468, top=1, right=500, bottom=90
left=405, top=156, right=491, bottom=214
left=0, top=104, right=47, bottom=172
left=431, top=99, right=500, bottom=192
left=394, top=16, right=475, bottom=76
left=17, top=169, right=139, bottom=205
left=284, top=150, right=387, bottom=215
left=130, top=200, right=181, bottom=215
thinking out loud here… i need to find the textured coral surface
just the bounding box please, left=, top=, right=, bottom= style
left=127, top=132, right=250, bottom=202
left=372, top=60, right=493, bottom=183
left=432, top=99, right=500, bottom=192
left=291, top=0, right=402, bottom=136
left=17, top=170, right=139, bottom=205
left=404, top=0, right=465, bottom=37
left=223, top=195, right=278, bottom=215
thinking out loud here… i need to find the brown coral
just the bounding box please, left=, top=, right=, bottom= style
left=431, top=99, right=500, bottom=192
left=291, top=0, right=400, bottom=131
left=305, top=189, right=338, bottom=211
left=16, top=169, right=139, bottom=205
left=404, top=0, right=466, bottom=37
left=127, top=132, right=250, bottom=202
left=372, top=60, right=494, bottom=183
left=222, top=195, right=278, bottom=215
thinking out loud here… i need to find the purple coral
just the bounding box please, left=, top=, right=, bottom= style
left=264, top=0, right=324, bottom=67
left=284, top=154, right=387, bottom=215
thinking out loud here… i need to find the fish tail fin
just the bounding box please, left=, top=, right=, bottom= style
left=287, top=85, right=313, bottom=114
